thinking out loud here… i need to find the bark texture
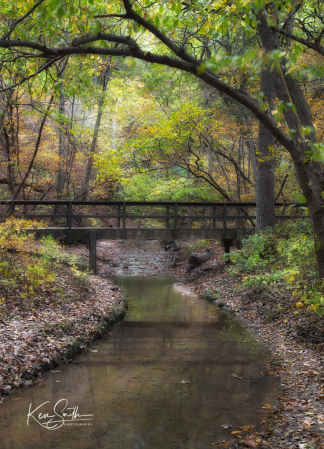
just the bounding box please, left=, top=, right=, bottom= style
left=187, top=250, right=211, bottom=273
left=256, top=68, right=276, bottom=232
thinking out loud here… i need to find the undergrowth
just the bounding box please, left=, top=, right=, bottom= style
left=181, top=239, right=214, bottom=257
left=0, top=218, right=88, bottom=304
left=228, top=219, right=324, bottom=314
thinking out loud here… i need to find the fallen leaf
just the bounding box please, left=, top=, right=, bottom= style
left=232, top=374, right=242, bottom=379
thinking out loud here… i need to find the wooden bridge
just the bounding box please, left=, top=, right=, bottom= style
left=1, top=200, right=303, bottom=273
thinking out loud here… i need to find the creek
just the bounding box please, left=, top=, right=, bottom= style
left=0, top=241, right=279, bottom=448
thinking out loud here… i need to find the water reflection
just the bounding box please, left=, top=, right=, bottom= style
left=0, top=276, right=279, bottom=449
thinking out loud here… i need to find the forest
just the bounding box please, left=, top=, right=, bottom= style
left=1, top=1, right=324, bottom=290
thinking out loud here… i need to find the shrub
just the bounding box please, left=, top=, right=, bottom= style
left=0, top=219, right=87, bottom=301
left=229, top=219, right=324, bottom=314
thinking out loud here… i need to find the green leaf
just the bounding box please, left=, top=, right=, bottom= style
left=197, top=64, right=206, bottom=75
left=297, top=194, right=307, bottom=203
left=175, top=3, right=182, bottom=14
left=257, top=91, right=264, bottom=104
left=294, top=45, right=302, bottom=57
left=291, top=53, right=297, bottom=64
left=56, top=6, right=65, bottom=19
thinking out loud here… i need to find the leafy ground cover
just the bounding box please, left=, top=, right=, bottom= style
left=170, top=231, right=324, bottom=448
left=0, top=220, right=126, bottom=395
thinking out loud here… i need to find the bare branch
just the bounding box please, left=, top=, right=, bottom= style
left=94, top=14, right=127, bottom=19
left=270, top=26, right=324, bottom=56
left=0, top=56, right=62, bottom=93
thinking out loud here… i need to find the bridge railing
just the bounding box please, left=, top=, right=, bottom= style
left=0, top=200, right=306, bottom=240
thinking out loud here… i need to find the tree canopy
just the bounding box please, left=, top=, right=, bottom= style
left=1, top=0, right=324, bottom=275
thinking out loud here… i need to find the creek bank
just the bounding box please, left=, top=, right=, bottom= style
left=0, top=243, right=126, bottom=397
left=169, top=242, right=324, bottom=448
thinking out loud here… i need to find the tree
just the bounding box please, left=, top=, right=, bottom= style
left=81, top=57, right=112, bottom=201
left=1, top=0, right=324, bottom=276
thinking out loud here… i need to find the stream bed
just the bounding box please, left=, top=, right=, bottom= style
left=0, top=241, right=279, bottom=449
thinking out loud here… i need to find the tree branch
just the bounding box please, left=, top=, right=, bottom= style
left=2, top=0, right=46, bottom=40
left=275, top=164, right=292, bottom=201
left=0, top=32, right=301, bottom=161
left=270, top=26, right=324, bottom=56
left=94, top=14, right=127, bottom=19
left=0, top=56, right=62, bottom=93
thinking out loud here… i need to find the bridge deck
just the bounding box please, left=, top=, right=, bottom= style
left=27, top=227, right=240, bottom=241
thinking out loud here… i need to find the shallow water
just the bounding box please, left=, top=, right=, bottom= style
left=0, top=243, right=279, bottom=449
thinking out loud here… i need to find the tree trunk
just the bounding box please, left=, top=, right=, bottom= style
left=10, top=96, right=54, bottom=202
left=81, top=63, right=111, bottom=201
left=187, top=249, right=211, bottom=273
left=57, top=60, right=67, bottom=200
left=255, top=12, right=324, bottom=276
left=255, top=49, right=276, bottom=232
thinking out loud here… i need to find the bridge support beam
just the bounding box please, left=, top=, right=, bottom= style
left=221, top=238, right=234, bottom=264
left=236, top=230, right=243, bottom=250
left=89, top=230, right=97, bottom=274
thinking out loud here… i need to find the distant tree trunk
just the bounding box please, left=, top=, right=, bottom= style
left=248, top=140, right=258, bottom=201
left=0, top=88, right=14, bottom=192
left=3, top=127, right=14, bottom=192
left=10, top=96, right=54, bottom=202
left=57, top=60, right=68, bottom=200
left=2, top=90, right=17, bottom=193
left=64, top=96, right=78, bottom=195
left=207, top=141, right=213, bottom=228
left=81, top=62, right=111, bottom=201
left=187, top=139, right=192, bottom=228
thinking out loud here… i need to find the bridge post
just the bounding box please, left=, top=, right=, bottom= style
left=122, top=202, right=126, bottom=239
left=67, top=201, right=72, bottom=241
left=222, top=204, right=232, bottom=261
left=117, top=205, right=121, bottom=228
left=89, top=230, right=96, bottom=274
left=174, top=202, right=178, bottom=239
left=222, top=203, right=227, bottom=239
left=212, top=206, right=216, bottom=230
left=166, top=206, right=170, bottom=228
left=236, top=230, right=243, bottom=250
left=188, top=206, right=192, bottom=229
left=10, top=201, right=15, bottom=215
